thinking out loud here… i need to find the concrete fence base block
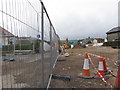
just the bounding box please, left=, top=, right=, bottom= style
left=94, top=76, right=109, bottom=80
left=78, top=73, right=94, bottom=79
left=104, top=71, right=111, bottom=75
left=52, top=74, right=71, bottom=81
left=57, top=56, right=66, bottom=61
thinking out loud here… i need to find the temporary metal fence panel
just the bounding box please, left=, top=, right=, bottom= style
left=1, top=0, right=42, bottom=88
left=43, top=7, right=51, bottom=87
left=51, top=28, right=59, bottom=67
left=41, top=2, right=60, bottom=87
left=0, top=0, right=60, bottom=89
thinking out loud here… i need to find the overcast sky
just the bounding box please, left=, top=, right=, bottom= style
left=42, top=0, right=119, bottom=40
left=0, top=0, right=119, bottom=40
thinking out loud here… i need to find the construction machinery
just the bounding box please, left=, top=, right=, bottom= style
left=64, top=38, right=70, bottom=49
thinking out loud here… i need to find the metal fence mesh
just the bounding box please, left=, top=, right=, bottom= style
left=0, top=0, right=60, bottom=88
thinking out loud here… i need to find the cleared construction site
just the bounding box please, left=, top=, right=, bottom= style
left=50, top=46, right=119, bottom=88
left=0, top=0, right=120, bottom=89
left=48, top=39, right=120, bottom=88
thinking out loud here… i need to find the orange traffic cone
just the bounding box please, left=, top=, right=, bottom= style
left=114, top=61, right=120, bottom=88
left=103, top=58, right=110, bottom=74
left=95, top=57, right=108, bottom=80
left=78, top=53, right=94, bottom=79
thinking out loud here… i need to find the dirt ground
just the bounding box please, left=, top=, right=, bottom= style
left=2, top=52, right=51, bottom=88
left=50, top=46, right=119, bottom=88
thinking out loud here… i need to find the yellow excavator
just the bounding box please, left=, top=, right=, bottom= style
left=64, top=38, right=70, bottom=49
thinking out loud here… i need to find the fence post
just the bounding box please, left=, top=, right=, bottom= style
left=0, top=55, right=1, bottom=89
left=41, top=2, right=44, bottom=88
left=50, top=25, right=53, bottom=74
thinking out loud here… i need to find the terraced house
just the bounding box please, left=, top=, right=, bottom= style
left=0, top=26, right=15, bottom=45
left=106, top=27, right=120, bottom=41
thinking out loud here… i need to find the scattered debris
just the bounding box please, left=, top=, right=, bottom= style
left=68, top=67, right=71, bottom=69
left=71, top=45, right=74, bottom=49
left=88, top=82, right=92, bottom=84
left=62, top=68, right=67, bottom=71
left=3, top=58, right=15, bottom=61
left=9, top=58, right=15, bottom=61
left=3, top=58, right=8, bottom=61
left=64, top=53, right=70, bottom=57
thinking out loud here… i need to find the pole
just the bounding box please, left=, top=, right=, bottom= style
left=41, top=3, right=44, bottom=88
left=50, top=25, right=52, bottom=73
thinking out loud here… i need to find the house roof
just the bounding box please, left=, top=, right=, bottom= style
left=0, top=26, right=14, bottom=37
left=106, top=27, right=120, bottom=34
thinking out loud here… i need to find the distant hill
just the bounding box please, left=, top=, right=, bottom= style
left=61, top=40, right=78, bottom=45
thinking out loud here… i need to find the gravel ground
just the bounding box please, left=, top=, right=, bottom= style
left=50, top=46, right=119, bottom=88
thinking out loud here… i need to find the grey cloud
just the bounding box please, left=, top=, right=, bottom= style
left=54, top=11, right=117, bottom=40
